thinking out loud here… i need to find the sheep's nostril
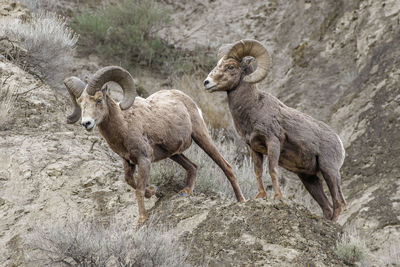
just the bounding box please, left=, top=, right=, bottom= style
left=82, top=121, right=91, bottom=129
left=204, top=80, right=210, bottom=86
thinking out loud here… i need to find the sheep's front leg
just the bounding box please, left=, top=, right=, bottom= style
left=123, top=159, right=157, bottom=199
left=250, top=149, right=267, bottom=199
left=123, top=159, right=137, bottom=188
left=267, top=138, right=283, bottom=199
left=135, top=157, right=151, bottom=225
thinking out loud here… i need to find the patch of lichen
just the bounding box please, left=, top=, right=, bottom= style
left=291, top=42, right=309, bottom=68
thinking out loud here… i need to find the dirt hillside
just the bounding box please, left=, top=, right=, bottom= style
left=1, top=0, right=399, bottom=266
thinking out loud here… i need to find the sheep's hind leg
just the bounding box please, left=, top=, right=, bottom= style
left=250, top=149, right=267, bottom=199
left=318, top=160, right=345, bottom=222
left=298, top=173, right=333, bottom=220
left=192, top=133, right=245, bottom=202
left=170, top=154, right=197, bottom=196
left=123, top=160, right=157, bottom=199
left=266, top=138, right=283, bottom=199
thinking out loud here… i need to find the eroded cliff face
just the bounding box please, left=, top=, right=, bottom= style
left=161, top=0, right=400, bottom=264
left=1, top=0, right=399, bottom=266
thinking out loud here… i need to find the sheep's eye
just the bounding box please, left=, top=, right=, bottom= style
left=227, top=65, right=235, bottom=71
left=96, top=99, right=102, bottom=104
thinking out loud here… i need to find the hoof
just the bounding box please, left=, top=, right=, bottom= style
left=145, top=185, right=159, bottom=198
left=179, top=192, right=189, bottom=197
left=151, top=184, right=159, bottom=192
left=137, top=216, right=148, bottom=225
left=255, top=191, right=267, bottom=199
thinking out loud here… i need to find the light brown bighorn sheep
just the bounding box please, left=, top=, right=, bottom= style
left=64, top=66, right=245, bottom=224
left=203, top=39, right=346, bottom=221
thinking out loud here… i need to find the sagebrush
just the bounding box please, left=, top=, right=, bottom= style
left=27, top=218, right=188, bottom=267
left=17, top=0, right=56, bottom=12
left=334, top=225, right=366, bottom=265
left=0, top=76, right=16, bottom=129
left=4, top=11, right=78, bottom=91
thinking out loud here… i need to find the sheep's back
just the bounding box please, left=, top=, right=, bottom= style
left=133, top=90, right=194, bottom=155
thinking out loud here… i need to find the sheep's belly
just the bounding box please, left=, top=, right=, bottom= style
left=148, top=120, right=193, bottom=159
left=279, top=149, right=318, bottom=175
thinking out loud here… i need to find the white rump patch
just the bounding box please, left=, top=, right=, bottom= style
left=337, top=134, right=345, bottom=166
left=197, top=107, right=203, bottom=119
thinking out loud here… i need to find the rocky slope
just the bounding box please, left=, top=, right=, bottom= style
left=1, top=0, right=400, bottom=266
left=153, top=195, right=343, bottom=266
left=0, top=59, right=344, bottom=266
left=0, top=60, right=158, bottom=265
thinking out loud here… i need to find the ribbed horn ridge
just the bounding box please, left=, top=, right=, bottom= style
left=86, top=66, right=136, bottom=110
left=226, top=39, right=270, bottom=83
left=64, top=76, right=85, bottom=124
left=217, top=43, right=233, bottom=61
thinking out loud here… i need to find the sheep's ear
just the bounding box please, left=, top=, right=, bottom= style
left=241, top=57, right=255, bottom=75
left=101, top=84, right=109, bottom=95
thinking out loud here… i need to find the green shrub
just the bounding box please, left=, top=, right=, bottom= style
left=72, top=0, right=172, bottom=70
left=334, top=242, right=365, bottom=265
left=334, top=226, right=366, bottom=265
left=71, top=0, right=215, bottom=74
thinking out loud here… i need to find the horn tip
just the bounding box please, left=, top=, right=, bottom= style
left=119, top=98, right=135, bottom=110
left=66, top=117, right=78, bottom=124
left=63, top=77, right=72, bottom=85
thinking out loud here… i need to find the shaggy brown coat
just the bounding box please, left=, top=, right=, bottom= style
left=204, top=40, right=346, bottom=221
left=65, top=67, right=245, bottom=224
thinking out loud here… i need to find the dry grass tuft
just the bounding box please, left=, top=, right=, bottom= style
left=280, top=175, right=322, bottom=215
left=149, top=130, right=257, bottom=200
left=27, top=217, right=188, bottom=266
left=0, top=76, right=17, bottom=129
left=17, top=0, right=56, bottom=12
left=4, top=11, right=78, bottom=91
left=172, top=73, right=231, bottom=130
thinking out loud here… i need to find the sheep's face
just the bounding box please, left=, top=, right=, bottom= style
left=77, top=90, right=108, bottom=131
left=203, top=57, right=245, bottom=92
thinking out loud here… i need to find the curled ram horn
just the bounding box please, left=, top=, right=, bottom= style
left=64, top=76, right=85, bottom=124
left=226, top=39, right=270, bottom=83
left=217, top=43, right=233, bottom=61
left=86, top=66, right=137, bottom=110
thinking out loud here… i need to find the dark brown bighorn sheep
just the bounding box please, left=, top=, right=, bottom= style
left=203, top=39, right=346, bottom=221
left=65, top=66, right=245, bottom=224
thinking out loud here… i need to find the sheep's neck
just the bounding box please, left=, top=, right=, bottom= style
left=98, top=99, right=128, bottom=157
left=227, top=81, right=259, bottom=138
